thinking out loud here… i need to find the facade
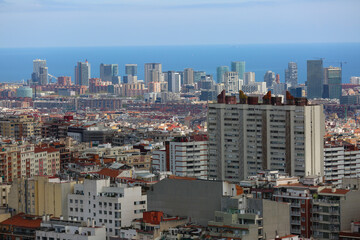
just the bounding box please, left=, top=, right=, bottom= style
left=285, top=62, right=298, bottom=88
left=0, top=183, right=11, bottom=207
left=312, top=188, right=360, bottom=240
left=264, top=70, right=276, bottom=88
left=231, top=61, right=245, bottom=80
left=0, top=115, right=35, bottom=140
left=75, top=61, right=91, bottom=86
left=125, top=64, right=137, bottom=76
left=144, top=63, right=162, bottom=85
left=244, top=72, right=255, bottom=85
left=58, top=76, right=72, bottom=86
left=216, top=66, right=229, bottom=83
left=36, top=218, right=106, bottom=240
left=324, top=144, right=360, bottom=185
left=224, top=71, right=242, bottom=94
left=152, top=137, right=208, bottom=179
left=100, top=63, right=118, bottom=82
left=208, top=90, right=324, bottom=182
left=31, top=59, right=47, bottom=85
left=16, top=86, right=33, bottom=98
left=183, top=68, right=194, bottom=85
left=193, top=71, right=206, bottom=83
left=307, top=59, right=323, bottom=99
left=0, top=213, right=42, bottom=240
left=324, top=67, right=342, bottom=99
left=166, top=71, right=181, bottom=93
left=67, top=179, right=146, bottom=237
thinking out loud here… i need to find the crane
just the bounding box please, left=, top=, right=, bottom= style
left=48, top=73, right=58, bottom=84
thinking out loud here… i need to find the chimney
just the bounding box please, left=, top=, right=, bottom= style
left=331, top=187, right=336, bottom=193
left=60, top=215, right=63, bottom=220
left=42, top=215, right=46, bottom=222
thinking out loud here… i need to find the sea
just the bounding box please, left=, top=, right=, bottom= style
left=0, top=43, right=359, bottom=84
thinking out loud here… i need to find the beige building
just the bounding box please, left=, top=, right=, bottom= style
left=0, top=115, right=35, bottom=140
left=8, top=176, right=76, bottom=218
left=0, top=183, right=11, bottom=207
left=208, top=91, right=324, bottom=182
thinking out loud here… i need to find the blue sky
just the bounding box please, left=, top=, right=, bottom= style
left=0, top=0, right=359, bottom=47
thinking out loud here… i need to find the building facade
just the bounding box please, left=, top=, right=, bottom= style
left=231, top=61, right=245, bottom=80
left=75, top=61, right=91, bottom=86
left=285, top=62, right=298, bottom=88
left=307, top=59, right=323, bottom=99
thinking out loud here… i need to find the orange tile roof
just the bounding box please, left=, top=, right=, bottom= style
left=168, top=175, right=197, bottom=180
left=97, top=168, right=121, bottom=178
left=320, top=188, right=350, bottom=195
left=0, top=213, right=42, bottom=229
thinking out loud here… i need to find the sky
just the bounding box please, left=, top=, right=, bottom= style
left=0, top=0, right=359, bottom=47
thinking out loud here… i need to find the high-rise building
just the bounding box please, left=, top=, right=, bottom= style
left=285, top=62, right=298, bottom=87
left=144, top=63, right=162, bottom=85
left=324, top=67, right=342, bottom=99
left=57, top=76, right=72, bottom=86
left=224, top=72, right=242, bottom=94
left=264, top=70, right=276, bottom=88
left=75, top=61, right=91, bottom=86
left=307, top=59, right=323, bottom=99
left=166, top=71, right=181, bottom=93
left=231, top=61, right=245, bottom=80
left=194, top=71, right=206, bottom=83
left=183, top=68, right=194, bottom=85
left=100, top=63, right=118, bottom=82
left=125, top=64, right=137, bottom=76
left=31, top=59, right=47, bottom=85
left=208, top=90, right=324, bottom=182
left=216, top=66, right=229, bottom=83
left=244, top=72, right=255, bottom=85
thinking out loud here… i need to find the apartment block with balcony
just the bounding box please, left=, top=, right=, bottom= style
left=67, top=178, right=147, bottom=237
left=312, top=188, right=360, bottom=240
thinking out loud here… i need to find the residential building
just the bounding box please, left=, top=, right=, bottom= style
left=231, top=61, right=245, bottom=80
left=350, top=76, right=360, bottom=85
left=307, top=59, right=323, bottom=99
left=57, top=76, right=72, bottom=86
left=147, top=177, right=240, bottom=226
left=100, top=63, right=118, bottom=82
left=312, top=188, right=360, bottom=240
left=242, top=82, right=267, bottom=94
left=9, top=176, right=75, bottom=218
left=339, top=221, right=360, bottom=239
left=0, top=115, right=35, bottom=140
left=36, top=217, right=106, bottom=240
left=152, top=136, right=208, bottom=179
left=216, top=66, right=229, bottom=83
left=224, top=71, right=242, bottom=94
left=31, top=59, right=47, bottom=85
left=0, top=213, right=42, bottom=240
left=183, top=68, right=194, bottom=85
left=75, top=61, right=91, bottom=86
left=0, top=183, right=11, bottom=207
left=285, top=62, right=298, bottom=88
left=165, top=71, right=181, bottom=93
left=208, top=90, right=324, bottom=182
left=67, top=178, right=147, bottom=236
left=244, top=72, right=255, bottom=85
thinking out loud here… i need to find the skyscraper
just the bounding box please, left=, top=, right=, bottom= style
left=183, top=68, right=194, bottom=85
left=231, top=61, right=245, bottom=80
left=125, top=64, right=137, bottom=76
left=307, top=59, right=323, bottom=99
left=31, top=59, right=47, bottom=85
left=216, top=66, right=229, bottom=83
left=144, top=63, right=162, bottom=85
left=224, top=72, right=242, bottom=94
left=75, top=60, right=91, bottom=86
left=324, top=67, right=342, bottom=99
left=264, top=70, right=276, bottom=88
left=166, top=71, right=181, bottom=93
left=100, top=63, right=118, bottom=82
left=208, top=90, right=324, bottom=182
left=285, top=62, right=298, bottom=87
left=244, top=72, right=255, bottom=85
left=194, top=71, right=206, bottom=83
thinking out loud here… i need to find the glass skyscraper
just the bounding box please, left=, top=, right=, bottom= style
left=307, top=59, right=323, bottom=99
left=325, top=67, right=342, bottom=99
left=231, top=61, right=245, bottom=80
left=216, top=66, right=229, bottom=83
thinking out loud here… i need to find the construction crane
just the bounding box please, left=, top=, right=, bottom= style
left=48, top=73, right=58, bottom=84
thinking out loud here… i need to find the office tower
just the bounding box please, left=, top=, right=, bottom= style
left=144, top=63, right=162, bottom=85
left=31, top=59, right=47, bottom=85
left=307, top=59, right=323, bottom=99
left=324, top=67, right=342, bottom=99
left=216, top=66, right=229, bottom=83
left=208, top=91, right=324, bottom=182
left=244, top=72, right=255, bottom=85
left=275, top=74, right=280, bottom=84
left=350, top=76, right=360, bottom=84
left=264, top=70, right=276, bottom=88
left=100, top=63, right=118, bottom=82
left=194, top=71, right=206, bottom=83
left=231, top=61, right=245, bottom=80
left=183, top=68, right=194, bottom=85
left=285, top=62, right=298, bottom=87
left=166, top=71, right=181, bottom=93
left=224, top=72, right=242, bottom=94
left=57, top=76, right=71, bottom=86
left=75, top=60, right=91, bottom=86
left=125, top=64, right=137, bottom=76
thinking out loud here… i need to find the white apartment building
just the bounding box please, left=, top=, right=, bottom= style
left=152, top=137, right=208, bottom=179
left=36, top=217, right=106, bottom=240
left=224, top=72, right=243, bottom=94
left=67, top=179, right=146, bottom=237
left=324, top=144, right=360, bottom=185
left=208, top=90, right=324, bottom=182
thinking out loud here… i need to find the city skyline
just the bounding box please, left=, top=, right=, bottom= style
left=0, top=0, right=359, bottom=48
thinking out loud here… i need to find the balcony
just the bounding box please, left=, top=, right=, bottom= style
left=290, top=211, right=301, bottom=216
left=291, top=228, right=301, bottom=234
left=290, top=220, right=301, bottom=225
left=313, top=199, right=339, bottom=206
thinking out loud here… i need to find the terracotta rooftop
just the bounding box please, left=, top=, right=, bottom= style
left=0, top=213, right=42, bottom=229
left=97, top=168, right=121, bottom=178
left=320, top=188, right=350, bottom=195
